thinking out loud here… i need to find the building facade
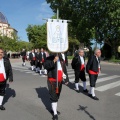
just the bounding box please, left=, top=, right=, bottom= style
left=0, top=12, right=17, bottom=38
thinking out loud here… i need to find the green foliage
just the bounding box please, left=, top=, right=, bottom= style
left=46, top=0, right=120, bottom=58
left=26, top=24, right=47, bottom=48
left=0, top=35, right=33, bottom=52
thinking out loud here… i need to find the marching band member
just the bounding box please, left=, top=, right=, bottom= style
left=59, top=52, right=69, bottom=83
left=21, top=49, right=26, bottom=66
left=29, top=49, right=36, bottom=71
left=0, top=48, right=13, bottom=110
left=71, top=49, right=88, bottom=93
left=86, top=49, right=101, bottom=100
left=35, top=49, right=40, bottom=73
left=44, top=54, right=68, bottom=120
left=39, top=48, right=46, bottom=75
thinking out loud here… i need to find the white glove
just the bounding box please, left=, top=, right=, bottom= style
left=63, top=73, right=66, bottom=79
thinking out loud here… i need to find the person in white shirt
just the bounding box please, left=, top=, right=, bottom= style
left=29, top=49, right=36, bottom=71
left=0, top=48, right=13, bottom=110
left=71, top=49, right=88, bottom=93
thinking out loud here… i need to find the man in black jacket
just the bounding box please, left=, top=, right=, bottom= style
left=29, top=49, right=36, bottom=71
left=86, top=49, right=101, bottom=100
left=44, top=54, right=68, bottom=120
left=39, top=48, right=46, bottom=75
left=71, top=49, right=88, bottom=93
left=0, top=48, right=13, bottom=110
left=21, top=49, right=26, bottom=66
left=59, top=53, right=69, bottom=83
left=35, top=49, right=40, bottom=73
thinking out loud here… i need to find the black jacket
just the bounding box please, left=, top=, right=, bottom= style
left=21, top=51, right=26, bottom=57
left=3, top=58, right=13, bottom=82
left=35, top=52, right=40, bottom=61
left=39, top=52, right=46, bottom=62
left=44, top=55, right=68, bottom=82
left=59, top=53, right=68, bottom=66
left=71, top=56, right=85, bottom=71
left=29, top=52, right=35, bottom=61
left=86, top=55, right=100, bottom=73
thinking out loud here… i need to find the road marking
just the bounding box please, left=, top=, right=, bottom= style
left=68, top=71, right=74, bottom=74
left=115, top=92, right=120, bottom=96
left=26, top=71, right=35, bottom=73
left=13, top=68, right=30, bottom=72
left=80, top=75, right=120, bottom=86
left=12, top=66, right=30, bottom=69
left=69, top=73, right=107, bottom=82
left=95, top=81, right=120, bottom=92
left=67, top=69, right=73, bottom=71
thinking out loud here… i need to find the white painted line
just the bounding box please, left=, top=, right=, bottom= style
left=68, top=74, right=75, bottom=77
left=115, top=92, right=120, bottom=96
left=13, top=68, right=30, bottom=72
left=68, top=71, right=74, bottom=74
left=96, top=81, right=120, bottom=92
left=12, top=66, right=30, bottom=69
left=69, top=73, right=107, bottom=82
left=67, top=69, right=73, bottom=71
left=26, top=71, right=35, bottom=73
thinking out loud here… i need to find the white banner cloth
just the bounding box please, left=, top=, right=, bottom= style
left=47, top=21, right=68, bottom=53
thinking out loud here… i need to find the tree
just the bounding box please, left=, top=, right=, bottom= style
left=0, top=35, right=33, bottom=52
left=26, top=24, right=47, bottom=48
left=46, top=0, right=120, bottom=58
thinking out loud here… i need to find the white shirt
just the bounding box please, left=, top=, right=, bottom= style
left=61, top=53, right=65, bottom=61
left=96, top=56, right=100, bottom=69
left=32, top=52, right=35, bottom=57
left=80, top=56, right=84, bottom=64
left=0, top=58, right=6, bottom=79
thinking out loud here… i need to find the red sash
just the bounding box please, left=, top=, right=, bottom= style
left=80, top=64, right=85, bottom=71
left=89, top=68, right=100, bottom=75
left=42, top=58, right=44, bottom=63
left=23, top=56, right=26, bottom=60
left=0, top=73, right=5, bottom=82
left=33, top=57, right=36, bottom=61
left=48, top=70, right=63, bottom=82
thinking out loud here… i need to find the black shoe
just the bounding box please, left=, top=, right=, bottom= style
left=53, top=114, right=58, bottom=120
left=74, top=88, right=80, bottom=93
left=91, top=96, right=99, bottom=100
left=0, top=105, right=5, bottom=110
left=51, top=110, right=61, bottom=115
left=88, top=94, right=92, bottom=97
left=83, top=89, right=88, bottom=93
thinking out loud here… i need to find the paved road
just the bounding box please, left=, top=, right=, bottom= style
left=0, top=61, right=120, bottom=120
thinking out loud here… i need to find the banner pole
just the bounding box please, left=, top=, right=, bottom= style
left=56, top=8, right=59, bottom=94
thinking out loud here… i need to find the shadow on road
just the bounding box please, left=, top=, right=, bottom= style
left=3, top=84, right=16, bottom=105
left=66, top=82, right=89, bottom=96
left=35, top=87, right=52, bottom=114
left=77, top=105, right=96, bottom=120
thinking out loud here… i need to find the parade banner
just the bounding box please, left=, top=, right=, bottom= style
left=47, top=19, right=68, bottom=53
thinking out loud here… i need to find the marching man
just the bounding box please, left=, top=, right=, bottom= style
left=21, top=49, right=26, bottom=66
left=44, top=54, right=68, bottom=120
left=35, top=49, right=40, bottom=73
left=39, top=48, right=46, bottom=75
left=71, top=49, right=88, bottom=93
left=59, top=52, right=69, bottom=83
left=0, top=48, right=13, bottom=110
left=29, top=49, right=36, bottom=71
left=86, top=49, right=101, bottom=100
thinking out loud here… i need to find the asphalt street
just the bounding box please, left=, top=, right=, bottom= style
left=0, top=60, right=120, bottom=120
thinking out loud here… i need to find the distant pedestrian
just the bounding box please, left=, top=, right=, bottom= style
left=21, top=49, right=26, bottom=66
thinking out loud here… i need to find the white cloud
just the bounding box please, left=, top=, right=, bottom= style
left=36, top=1, right=54, bottom=24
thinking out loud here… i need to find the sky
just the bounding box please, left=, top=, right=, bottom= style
left=0, top=0, right=54, bottom=41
